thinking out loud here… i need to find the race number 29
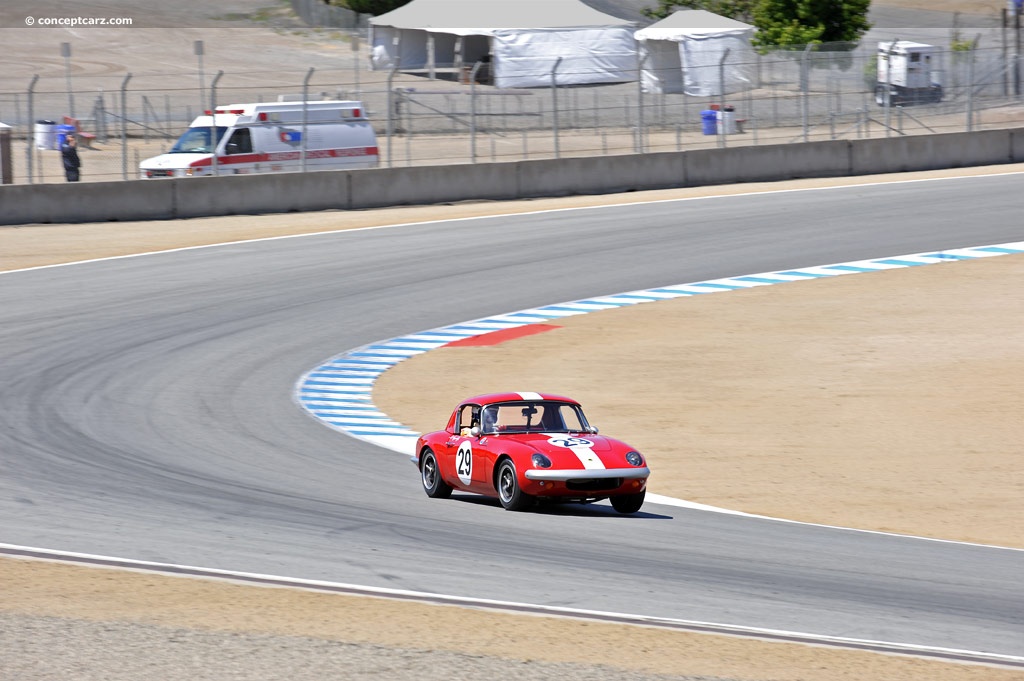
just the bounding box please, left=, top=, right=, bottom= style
left=456, top=441, right=473, bottom=485
left=547, top=436, right=593, bottom=448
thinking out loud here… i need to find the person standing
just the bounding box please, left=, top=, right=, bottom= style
left=60, top=133, right=81, bottom=182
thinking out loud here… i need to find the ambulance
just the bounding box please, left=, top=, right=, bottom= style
left=140, top=100, right=378, bottom=178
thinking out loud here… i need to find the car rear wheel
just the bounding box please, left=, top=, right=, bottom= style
left=611, top=490, right=645, bottom=514
left=496, top=459, right=533, bottom=511
left=421, top=449, right=452, bottom=499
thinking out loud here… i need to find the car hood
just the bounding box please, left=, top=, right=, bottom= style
left=493, top=432, right=617, bottom=452
left=140, top=153, right=208, bottom=169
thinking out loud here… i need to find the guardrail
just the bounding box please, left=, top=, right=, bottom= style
left=2, top=128, right=1022, bottom=226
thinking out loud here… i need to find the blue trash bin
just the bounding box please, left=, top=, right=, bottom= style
left=700, top=110, right=717, bottom=135
left=55, top=124, right=77, bottom=149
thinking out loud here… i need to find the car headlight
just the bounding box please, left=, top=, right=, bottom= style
left=531, top=453, right=552, bottom=468
left=625, top=451, right=644, bottom=467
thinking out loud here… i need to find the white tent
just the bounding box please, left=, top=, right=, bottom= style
left=634, top=10, right=756, bottom=96
left=369, top=0, right=638, bottom=88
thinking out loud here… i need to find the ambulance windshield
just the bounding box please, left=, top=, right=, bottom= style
left=170, top=126, right=227, bottom=154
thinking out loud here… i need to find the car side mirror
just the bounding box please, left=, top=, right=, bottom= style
left=226, top=142, right=239, bottom=154
left=471, top=426, right=481, bottom=437
left=588, top=426, right=599, bottom=434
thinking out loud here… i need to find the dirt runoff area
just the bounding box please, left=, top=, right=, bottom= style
left=2, top=167, right=1023, bottom=681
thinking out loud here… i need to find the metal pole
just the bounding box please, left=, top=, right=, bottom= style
left=718, top=47, right=731, bottom=148
left=302, top=67, right=314, bottom=173
left=636, top=54, right=646, bottom=153
left=427, top=33, right=436, bottom=80
left=61, top=42, right=75, bottom=118
left=209, top=70, right=223, bottom=176
left=551, top=57, right=563, bottom=159
left=26, top=74, right=38, bottom=185
left=386, top=66, right=397, bottom=167
left=884, top=38, right=898, bottom=138
left=746, top=73, right=757, bottom=145
left=164, top=95, right=172, bottom=140
left=0, top=124, right=12, bottom=185
left=1016, top=10, right=1022, bottom=96
left=470, top=60, right=483, bottom=163
left=95, top=92, right=108, bottom=143
left=801, top=44, right=812, bottom=143
left=195, top=41, right=206, bottom=116
left=352, top=35, right=361, bottom=96
left=1002, top=8, right=1009, bottom=96
left=454, top=36, right=464, bottom=73
left=967, top=35, right=980, bottom=131
left=120, top=73, right=132, bottom=180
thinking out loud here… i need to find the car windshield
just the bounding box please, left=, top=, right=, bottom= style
left=480, top=401, right=589, bottom=434
left=169, top=126, right=227, bottom=154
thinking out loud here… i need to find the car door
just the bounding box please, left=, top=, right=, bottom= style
left=466, top=405, right=506, bottom=493
left=451, top=403, right=500, bottom=494
left=444, top=404, right=481, bottom=492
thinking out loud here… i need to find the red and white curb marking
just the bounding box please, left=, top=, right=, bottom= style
left=297, top=241, right=1024, bottom=459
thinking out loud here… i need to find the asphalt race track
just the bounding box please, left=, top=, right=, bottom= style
left=1, top=175, right=1022, bottom=659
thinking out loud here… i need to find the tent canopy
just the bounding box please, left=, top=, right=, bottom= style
left=369, top=0, right=638, bottom=88
left=634, top=9, right=753, bottom=41
left=370, top=0, right=633, bottom=33
left=634, top=10, right=756, bottom=96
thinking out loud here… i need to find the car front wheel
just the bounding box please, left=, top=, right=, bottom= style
left=496, top=459, right=533, bottom=511
left=421, top=448, right=453, bottom=499
left=611, top=489, right=645, bottom=514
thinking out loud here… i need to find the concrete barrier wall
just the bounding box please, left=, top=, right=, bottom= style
left=174, top=171, right=350, bottom=219
left=349, top=163, right=519, bottom=210
left=685, top=140, right=852, bottom=187
left=1, top=129, right=1021, bottom=226
left=516, top=152, right=686, bottom=197
left=0, top=178, right=175, bottom=225
left=849, top=130, right=1013, bottom=175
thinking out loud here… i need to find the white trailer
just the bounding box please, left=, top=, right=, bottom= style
left=141, top=100, right=378, bottom=179
left=876, top=41, right=943, bottom=106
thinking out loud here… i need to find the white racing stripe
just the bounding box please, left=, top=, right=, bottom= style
left=568, top=443, right=604, bottom=469
left=544, top=435, right=605, bottom=470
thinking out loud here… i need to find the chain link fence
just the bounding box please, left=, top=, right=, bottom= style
left=290, top=0, right=368, bottom=30
left=1, top=39, right=1022, bottom=184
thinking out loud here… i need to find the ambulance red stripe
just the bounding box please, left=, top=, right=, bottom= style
left=188, top=147, right=379, bottom=167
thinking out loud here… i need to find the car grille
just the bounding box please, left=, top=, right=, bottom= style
left=566, top=478, right=622, bottom=492
left=146, top=169, right=175, bottom=177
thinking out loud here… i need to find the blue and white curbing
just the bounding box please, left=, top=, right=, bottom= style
left=296, top=241, right=1024, bottom=456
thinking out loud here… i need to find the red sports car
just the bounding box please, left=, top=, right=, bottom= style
left=413, top=392, right=650, bottom=513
